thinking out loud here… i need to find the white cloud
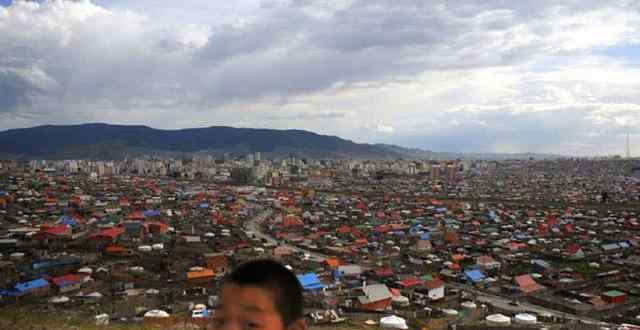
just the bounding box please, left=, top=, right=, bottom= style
left=376, top=123, right=394, bottom=133
left=2, top=0, right=640, bottom=155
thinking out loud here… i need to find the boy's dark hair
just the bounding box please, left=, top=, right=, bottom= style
left=224, top=259, right=304, bottom=327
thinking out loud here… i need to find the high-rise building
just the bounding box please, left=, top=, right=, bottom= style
left=431, top=164, right=441, bottom=182
left=447, top=164, right=456, bottom=181
left=97, top=162, right=107, bottom=177
left=409, top=163, right=417, bottom=175
left=68, top=160, right=79, bottom=174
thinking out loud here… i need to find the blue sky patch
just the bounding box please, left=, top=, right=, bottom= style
left=598, top=44, right=640, bottom=62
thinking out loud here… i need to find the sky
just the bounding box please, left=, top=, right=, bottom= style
left=1, top=0, right=640, bottom=156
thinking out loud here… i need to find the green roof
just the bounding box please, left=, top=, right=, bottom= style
left=604, top=290, right=625, bottom=297
left=420, top=274, right=434, bottom=281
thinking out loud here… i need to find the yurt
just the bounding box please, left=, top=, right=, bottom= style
left=144, top=310, right=170, bottom=318
left=514, top=313, right=538, bottom=325
left=380, top=315, right=408, bottom=330
left=486, top=314, right=511, bottom=325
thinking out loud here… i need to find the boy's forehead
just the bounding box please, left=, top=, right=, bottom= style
left=220, top=283, right=279, bottom=313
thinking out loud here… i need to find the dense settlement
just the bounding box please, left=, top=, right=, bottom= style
left=1, top=156, right=640, bottom=330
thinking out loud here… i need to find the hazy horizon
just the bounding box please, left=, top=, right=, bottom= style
left=2, top=0, right=640, bottom=156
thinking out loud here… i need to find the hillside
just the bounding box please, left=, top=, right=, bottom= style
left=0, top=123, right=408, bottom=160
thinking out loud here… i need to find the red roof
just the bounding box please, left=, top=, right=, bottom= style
left=565, top=243, right=582, bottom=254
left=39, top=224, right=71, bottom=237
left=398, top=277, right=423, bottom=288
left=515, top=274, right=544, bottom=293
left=52, top=274, right=85, bottom=287
left=353, top=239, right=368, bottom=246
left=89, top=227, right=125, bottom=241
left=374, top=268, right=394, bottom=278
left=425, top=278, right=444, bottom=290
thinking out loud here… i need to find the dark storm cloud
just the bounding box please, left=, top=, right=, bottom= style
left=0, top=70, right=32, bottom=110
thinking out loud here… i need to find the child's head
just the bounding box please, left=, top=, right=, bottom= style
left=214, top=259, right=306, bottom=330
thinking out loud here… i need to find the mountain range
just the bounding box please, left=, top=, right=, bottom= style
left=0, top=123, right=564, bottom=160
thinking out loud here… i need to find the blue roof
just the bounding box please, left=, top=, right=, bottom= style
left=57, top=216, right=78, bottom=227
left=15, top=278, right=49, bottom=293
left=297, top=273, right=324, bottom=291
left=144, top=210, right=161, bottom=217
left=420, top=233, right=431, bottom=240
left=0, top=289, right=20, bottom=297
left=465, top=269, right=486, bottom=283
left=199, top=203, right=210, bottom=209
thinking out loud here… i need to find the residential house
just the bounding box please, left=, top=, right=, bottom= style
left=602, top=290, right=627, bottom=304
left=337, top=265, right=363, bottom=279
left=297, top=273, right=325, bottom=291
left=357, top=284, right=392, bottom=311
left=323, top=258, right=341, bottom=271
left=205, top=253, right=229, bottom=274
left=52, top=274, right=85, bottom=293
left=476, top=255, right=501, bottom=271
left=515, top=274, right=545, bottom=294
left=464, top=269, right=486, bottom=284
left=424, top=278, right=445, bottom=301
left=1, top=278, right=50, bottom=298
left=88, top=227, right=125, bottom=243
left=187, top=269, right=216, bottom=283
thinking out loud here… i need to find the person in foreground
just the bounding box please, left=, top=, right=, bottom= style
left=213, top=259, right=307, bottom=330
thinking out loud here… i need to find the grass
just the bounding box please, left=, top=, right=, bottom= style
left=0, top=306, right=366, bottom=330
left=0, top=306, right=161, bottom=330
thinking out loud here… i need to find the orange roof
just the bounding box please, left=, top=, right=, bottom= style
left=105, top=245, right=129, bottom=253
left=187, top=269, right=215, bottom=280
left=324, top=258, right=340, bottom=269
left=451, top=254, right=465, bottom=261
left=515, top=274, right=544, bottom=293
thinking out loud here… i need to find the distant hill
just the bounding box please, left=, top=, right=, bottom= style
left=0, top=123, right=566, bottom=160
left=0, top=123, right=412, bottom=160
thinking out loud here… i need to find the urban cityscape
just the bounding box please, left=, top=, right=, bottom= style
left=1, top=154, right=640, bottom=329
left=3, top=0, right=640, bottom=329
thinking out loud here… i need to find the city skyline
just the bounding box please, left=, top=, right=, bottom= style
left=2, top=0, right=640, bottom=156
